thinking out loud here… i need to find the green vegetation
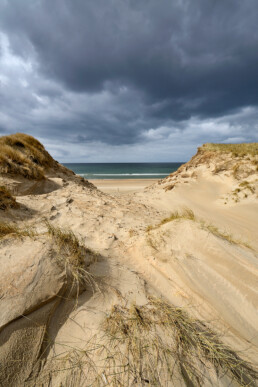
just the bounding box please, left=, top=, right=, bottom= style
left=0, top=186, right=19, bottom=210
left=0, top=133, right=55, bottom=179
left=200, top=143, right=258, bottom=157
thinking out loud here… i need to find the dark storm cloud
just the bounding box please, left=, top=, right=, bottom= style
left=0, top=0, right=258, bottom=158
left=2, top=0, right=258, bottom=108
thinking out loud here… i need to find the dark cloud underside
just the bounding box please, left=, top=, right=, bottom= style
left=0, top=0, right=257, bottom=161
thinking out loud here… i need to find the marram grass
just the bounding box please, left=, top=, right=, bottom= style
left=200, top=143, right=258, bottom=157
left=42, top=298, right=258, bottom=386
left=101, top=299, right=258, bottom=385
left=0, top=133, right=55, bottom=179
left=0, top=221, right=35, bottom=239
left=146, top=208, right=195, bottom=231
left=147, top=207, right=252, bottom=249
left=0, top=185, right=19, bottom=210
left=45, top=221, right=97, bottom=291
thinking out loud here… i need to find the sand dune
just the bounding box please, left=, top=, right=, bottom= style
left=0, top=136, right=257, bottom=386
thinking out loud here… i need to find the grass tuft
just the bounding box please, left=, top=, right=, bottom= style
left=0, top=221, right=35, bottom=239
left=57, top=298, right=258, bottom=386
left=239, top=180, right=255, bottom=193
left=100, top=299, right=258, bottom=386
left=0, top=185, right=19, bottom=210
left=147, top=208, right=252, bottom=249
left=147, top=208, right=195, bottom=231
left=45, top=221, right=97, bottom=289
left=46, top=221, right=87, bottom=268
left=203, top=223, right=251, bottom=249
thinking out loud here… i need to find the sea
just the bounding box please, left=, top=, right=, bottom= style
left=63, top=162, right=184, bottom=180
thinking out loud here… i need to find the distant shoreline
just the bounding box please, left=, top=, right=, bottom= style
left=63, top=162, right=182, bottom=180
left=89, top=178, right=159, bottom=194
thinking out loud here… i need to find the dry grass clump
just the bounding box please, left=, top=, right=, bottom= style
left=147, top=208, right=252, bottom=249
left=0, top=221, right=34, bottom=239
left=223, top=180, right=257, bottom=205
left=0, top=133, right=56, bottom=179
left=203, top=223, right=235, bottom=244
left=45, top=221, right=96, bottom=288
left=100, top=299, right=258, bottom=386
left=147, top=208, right=195, bottom=231
left=46, top=221, right=87, bottom=268
left=0, top=185, right=19, bottom=210
left=203, top=223, right=251, bottom=249
left=128, top=228, right=137, bottom=237
left=60, top=298, right=257, bottom=386
left=239, top=180, right=255, bottom=193
left=213, top=160, right=234, bottom=175
left=200, top=143, right=258, bottom=157
left=162, top=207, right=195, bottom=223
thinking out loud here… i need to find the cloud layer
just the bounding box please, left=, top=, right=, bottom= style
left=0, top=0, right=257, bottom=161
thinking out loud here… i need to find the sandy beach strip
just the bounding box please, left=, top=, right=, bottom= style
left=89, top=178, right=159, bottom=194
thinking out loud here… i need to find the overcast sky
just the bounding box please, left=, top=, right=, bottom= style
left=0, top=0, right=258, bottom=162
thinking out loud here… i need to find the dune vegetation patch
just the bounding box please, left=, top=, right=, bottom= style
left=0, top=133, right=56, bottom=179
left=200, top=143, right=258, bottom=157
left=162, top=142, right=258, bottom=191
left=239, top=180, right=256, bottom=193
left=0, top=221, right=34, bottom=239
left=54, top=298, right=258, bottom=386
left=102, top=298, right=258, bottom=386
left=147, top=208, right=252, bottom=249
left=203, top=223, right=251, bottom=249
left=222, top=180, right=257, bottom=205
left=146, top=208, right=195, bottom=231
left=45, top=221, right=97, bottom=289
left=0, top=186, right=19, bottom=210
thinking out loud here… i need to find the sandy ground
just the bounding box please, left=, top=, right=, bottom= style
left=1, top=153, right=258, bottom=385
left=89, top=178, right=159, bottom=194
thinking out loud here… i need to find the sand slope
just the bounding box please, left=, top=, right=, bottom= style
left=0, top=143, right=258, bottom=386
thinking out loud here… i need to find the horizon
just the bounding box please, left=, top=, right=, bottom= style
left=63, top=161, right=186, bottom=164
left=0, top=1, right=258, bottom=162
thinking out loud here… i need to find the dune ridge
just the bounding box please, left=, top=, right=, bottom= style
left=0, top=134, right=257, bottom=386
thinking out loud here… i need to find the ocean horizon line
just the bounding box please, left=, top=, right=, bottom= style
left=63, top=162, right=183, bottom=179
left=63, top=162, right=185, bottom=164
left=80, top=173, right=166, bottom=176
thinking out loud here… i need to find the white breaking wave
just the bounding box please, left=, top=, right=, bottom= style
left=79, top=173, right=166, bottom=176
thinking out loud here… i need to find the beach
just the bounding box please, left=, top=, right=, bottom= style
left=1, top=135, right=258, bottom=385
left=89, top=178, right=159, bottom=194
